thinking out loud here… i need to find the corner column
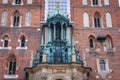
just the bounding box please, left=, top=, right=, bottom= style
left=42, top=53, right=47, bottom=62
left=61, top=24, right=63, bottom=40
left=54, top=24, right=56, bottom=40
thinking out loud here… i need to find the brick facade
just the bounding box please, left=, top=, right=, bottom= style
left=0, top=0, right=120, bottom=80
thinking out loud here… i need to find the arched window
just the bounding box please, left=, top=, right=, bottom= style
left=3, top=35, right=9, bottom=47
left=83, top=12, right=89, bottom=27
left=15, top=0, right=21, bottom=4
left=25, top=11, right=31, bottom=26
left=119, top=0, right=120, bottom=7
left=16, top=35, right=27, bottom=49
left=105, top=37, right=112, bottom=49
left=13, top=11, right=20, bottom=27
left=82, top=0, right=87, bottom=5
left=2, top=0, right=8, bottom=4
left=94, top=12, right=101, bottom=28
left=106, top=12, right=112, bottom=28
left=92, top=0, right=99, bottom=5
left=89, top=37, right=95, bottom=48
left=89, top=39, right=94, bottom=48
left=1, top=11, right=7, bottom=26
left=27, top=0, right=32, bottom=4
left=8, top=56, right=16, bottom=74
left=99, top=60, right=106, bottom=71
left=104, top=0, right=109, bottom=5
left=20, top=36, right=26, bottom=47
left=97, top=58, right=109, bottom=73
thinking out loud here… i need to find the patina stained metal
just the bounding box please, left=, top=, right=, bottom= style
left=97, top=33, right=106, bottom=42
left=33, top=9, right=83, bottom=66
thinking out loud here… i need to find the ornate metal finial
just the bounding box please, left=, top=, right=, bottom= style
left=56, top=0, right=60, bottom=10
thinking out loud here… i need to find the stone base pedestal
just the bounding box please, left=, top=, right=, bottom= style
left=25, top=63, right=91, bottom=80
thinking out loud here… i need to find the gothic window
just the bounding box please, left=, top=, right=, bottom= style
left=104, top=0, right=109, bottom=5
left=83, top=12, right=89, bottom=27
left=119, top=0, right=120, bottom=7
left=27, top=0, right=32, bottom=4
left=106, top=12, right=112, bottom=28
left=89, top=37, right=95, bottom=48
left=16, top=35, right=27, bottom=49
left=89, top=39, right=94, bottom=48
left=3, top=35, right=9, bottom=47
left=82, top=0, right=87, bottom=5
left=20, top=36, right=25, bottom=47
left=99, top=60, right=106, bottom=71
left=105, top=37, right=112, bottom=50
left=25, top=11, right=31, bottom=26
left=45, top=0, right=70, bottom=20
left=97, top=58, right=109, bottom=73
left=94, top=12, right=101, bottom=28
left=13, top=11, right=20, bottom=27
left=15, top=0, right=21, bottom=4
left=92, top=0, right=99, bottom=5
left=1, top=11, right=7, bottom=26
left=8, top=57, right=16, bottom=74
left=2, top=0, right=8, bottom=4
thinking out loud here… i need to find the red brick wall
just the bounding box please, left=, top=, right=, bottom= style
left=0, top=27, right=41, bottom=80
left=71, top=0, right=120, bottom=80
left=0, top=0, right=43, bottom=80
left=0, top=0, right=120, bottom=80
left=0, top=0, right=44, bottom=27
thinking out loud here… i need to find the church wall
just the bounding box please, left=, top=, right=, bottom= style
left=0, top=0, right=120, bottom=80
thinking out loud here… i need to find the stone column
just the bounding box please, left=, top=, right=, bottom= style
left=66, top=27, right=70, bottom=43
left=83, top=51, right=87, bottom=66
left=41, top=35, right=43, bottom=45
left=42, top=53, right=47, bottom=62
left=72, top=53, right=76, bottom=62
left=48, top=27, right=51, bottom=42
left=61, top=24, right=63, bottom=40
left=54, top=24, right=56, bottom=40
left=30, top=51, right=34, bottom=67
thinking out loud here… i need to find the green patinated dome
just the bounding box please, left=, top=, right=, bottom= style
left=46, top=9, right=70, bottom=25
left=49, top=9, right=64, bottom=17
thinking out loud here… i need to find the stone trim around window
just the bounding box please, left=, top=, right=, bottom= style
left=12, top=0, right=23, bottom=5
left=4, top=75, right=18, bottom=79
left=91, top=0, right=102, bottom=7
left=97, top=58, right=110, bottom=74
left=16, top=39, right=28, bottom=50
left=0, top=39, right=12, bottom=50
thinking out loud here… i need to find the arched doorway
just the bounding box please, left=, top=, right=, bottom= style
left=53, top=76, right=66, bottom=80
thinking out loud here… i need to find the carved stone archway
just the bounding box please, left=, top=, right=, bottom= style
left=53, top=76, right=66, bottom=80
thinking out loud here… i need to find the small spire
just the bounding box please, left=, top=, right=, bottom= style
left=56, top=0, right=60, bottom=10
